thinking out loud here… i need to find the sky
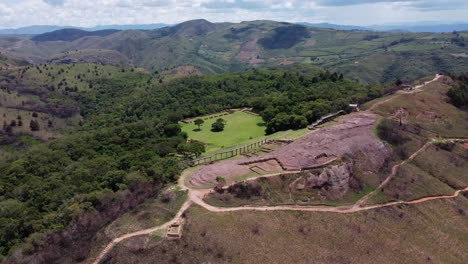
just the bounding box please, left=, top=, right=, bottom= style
left=0, top=0, right=467, bottom=29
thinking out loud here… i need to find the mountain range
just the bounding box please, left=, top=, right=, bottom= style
left=1, top=19, right=467, bottom=84
left=2, top=22, right=468, bottom=35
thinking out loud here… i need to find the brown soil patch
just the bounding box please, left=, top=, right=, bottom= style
left=190, top=112, right=391, bottom=186
left=304, top=40, right=317, bottom=47
left=279, top=60, right=295, bottom=66
left=162, top=65, right=202, bottom=79
left=236, top=39, right=264, bottom=64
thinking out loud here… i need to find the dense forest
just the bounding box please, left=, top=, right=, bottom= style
left=125, top=66, right=383, bottom=134
left=0, top=64, right=384, bottom=259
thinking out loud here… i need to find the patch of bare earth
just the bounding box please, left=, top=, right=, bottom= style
left=304, top=40, right=317, bottom=47
left=279, top=60, right=295, bottom=65
left=163, top=65, right=202, bottom=78
left=450, top=53, right=468, bottom=58
left=190, top=112, right=391, bottom=186
left=235, top=39, right=264, bottom=64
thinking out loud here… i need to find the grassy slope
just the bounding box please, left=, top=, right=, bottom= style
left=0, top=63, right=138, bottom=146
left=108, top=198, right=468, bottom=264
left=104, top=189, right=187, bottom=239
left=18, top=63, right=130, bottom=92
left=373, top=81, right=468, bottom=138
left=367, top=79, right=468, bottom=204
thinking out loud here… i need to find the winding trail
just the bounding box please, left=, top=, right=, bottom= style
left=92, top=199, right=192, bottom=264
left=92, top=74, right=466, bottom=264
left=367, top=74, right=443, bottom=112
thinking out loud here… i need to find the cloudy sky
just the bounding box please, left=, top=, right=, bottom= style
left=0, top=0, right=467, bottom=28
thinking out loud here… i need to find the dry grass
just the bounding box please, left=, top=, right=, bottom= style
left=0, top=106, right=80, bottom=140
left=106, top=197, right=468, bottom=264
left=104, top=189, right=187, bottom=239
left=372, top=81, right=468, bottom=138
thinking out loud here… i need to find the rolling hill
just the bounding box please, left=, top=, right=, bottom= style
left=0, top=19, right=468, bottom=83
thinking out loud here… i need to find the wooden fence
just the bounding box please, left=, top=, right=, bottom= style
left=187, top=139, right=270, bottom=166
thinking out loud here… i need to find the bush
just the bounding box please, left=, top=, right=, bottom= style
left=376, top=119, right=409, bottom=145
left=435, top=142, right=456, bottom=151
left=160, top=190, right=176, bottom=203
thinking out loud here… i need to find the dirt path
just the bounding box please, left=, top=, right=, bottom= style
left=367, top=74, right=443, bottom=112
left=92, top=199, right=192, bottom=264
left=93, top=138, right=467, bottom=264
left=187, top=187, right=468, bottom=214
left=353, top=140, right=432, bottom=208
left=93, top=74, right=464, bottom=264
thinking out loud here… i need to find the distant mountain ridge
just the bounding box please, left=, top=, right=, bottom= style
left=0, top=23, right=170, bottom=35
left=31, top=28, right=121, bottom=42
left=2, top=22, right=468, bottom=35
left=1, top=19, right=468, bottom=84
left=301, top=22, right=468, bottom=32
left=299, top=22, right=368, bottom=31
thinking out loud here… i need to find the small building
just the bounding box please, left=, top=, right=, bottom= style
left=348, top=104, right=359, bottom=112
left=166, top=220, right=183, bottom=239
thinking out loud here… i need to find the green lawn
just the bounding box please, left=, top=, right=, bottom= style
left=181, top=111, right=318, bottom=155
left=180, top=111, right=267, bottom=154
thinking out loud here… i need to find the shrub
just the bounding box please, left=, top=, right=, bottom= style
left=376, top=119, right=409, bottom=145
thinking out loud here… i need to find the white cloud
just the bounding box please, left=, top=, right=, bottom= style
left=0, top=0, right=466, bottom=28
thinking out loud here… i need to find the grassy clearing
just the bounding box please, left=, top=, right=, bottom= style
left=181, top=111, right=312, bottom=155
left=180, top=111, right=266, bottom=154
left=108, top=198, right=468, bottom=264
left=18, top=63, right=126, bottom=92
left=0, top=106, right=80, bottom=140
left=104, top=189, right=187, bottom=239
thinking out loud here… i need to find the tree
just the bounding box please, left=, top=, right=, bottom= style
left=211, top=121, right=225, bottom=132
left=177, top=141, right=205, bottom=158
left=163, top=124, right=181, bottom=137
left=395, top=78, right=403, bottom=86
left=194, top=118, right=204, bottom=130
left=30, top=120, right=40, bottom=131
left=188, top=141, right=205, bottom=158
